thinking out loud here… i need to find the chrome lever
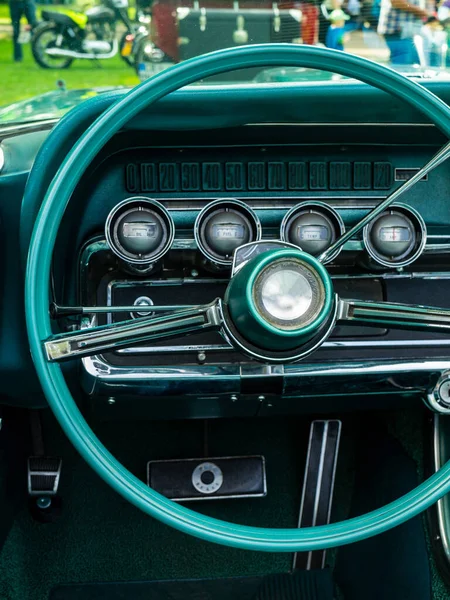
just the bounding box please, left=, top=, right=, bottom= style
left=50, top=302, right=198, bottom=318
left=44, top=301, right=222, bottom=362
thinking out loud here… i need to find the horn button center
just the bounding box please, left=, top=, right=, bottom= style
left=253, top=258, right=326, bottom=330
left=224, top=249, right=333, bottom=352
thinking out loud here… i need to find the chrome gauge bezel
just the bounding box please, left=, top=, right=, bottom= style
left=194, top=198, right=262, bottom=267
left=280, top=201, right=345, bottom=264
left=105, top=197, right=175, bottom=265
left=363, top=203, right=427, bottom=268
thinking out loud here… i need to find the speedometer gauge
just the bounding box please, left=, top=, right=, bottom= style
left=280, top=202, right=345, bottom=263
left=363, top=204, right=426, bottom=268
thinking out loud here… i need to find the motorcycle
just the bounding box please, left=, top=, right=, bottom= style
left=31, top=0, right=135, bottom=69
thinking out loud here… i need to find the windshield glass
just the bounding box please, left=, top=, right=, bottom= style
left=0, top=0, right=448, bottom=123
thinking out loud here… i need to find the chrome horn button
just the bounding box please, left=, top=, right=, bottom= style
left=252, top=258, right=326, bottom=331
left=260, top=268, right=313, bottom=321
left=224, top=247, right=334, bottom=352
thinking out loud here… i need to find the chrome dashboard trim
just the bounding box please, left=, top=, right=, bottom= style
left=83, top=356, right=450, bottom=378
left=81, top=354, right=446, bottom=399
left=0, top=118, right=57, bottom=139
left=0, top=146, right=4, bottom=174
left=115, top=337, right=450, bottom=354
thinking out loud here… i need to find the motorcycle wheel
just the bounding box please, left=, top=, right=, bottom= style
left=32, top=23, right=74, bottom=69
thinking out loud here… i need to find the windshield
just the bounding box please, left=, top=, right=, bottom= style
left=0, top=0, right=448, bottom=124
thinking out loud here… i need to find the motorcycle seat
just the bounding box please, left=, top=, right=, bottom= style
left=41, top=10, right=80, bottom=27
left=85, top=6, right=116, bottom=23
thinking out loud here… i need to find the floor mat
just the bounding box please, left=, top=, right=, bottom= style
left=334, top=414, right=431, bottom=600
left=0, top=414, right=308, bottom=600
left=50, top=570, right=334, bottom=600
left=1, top=409, right=448, bottom=600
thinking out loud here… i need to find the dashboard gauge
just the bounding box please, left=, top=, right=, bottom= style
left=105, top=197, right=174, bottom=265
left=195, top=199, right=261, bottom=266
left=280, top=202, right=345, bottom=263
left=363, top=204, right=426, bottom=268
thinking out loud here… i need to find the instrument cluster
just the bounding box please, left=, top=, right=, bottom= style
left=105, top=196, right=428, bottom=271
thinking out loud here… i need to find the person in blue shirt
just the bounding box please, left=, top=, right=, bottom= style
left=326, top=9, right=350, bottom=50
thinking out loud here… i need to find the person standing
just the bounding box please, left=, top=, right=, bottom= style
left=9, top=0, right=38, bottom=62
left=378, top=0, right=434, bottom=64
left=300, top=0, right=319, bottom=45
left=326, top=8, right=350, bottom=48
left=319, top=0, right=345, bottom=43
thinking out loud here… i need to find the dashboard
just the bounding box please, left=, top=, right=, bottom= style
left=3, top=81, right=450, bottom=415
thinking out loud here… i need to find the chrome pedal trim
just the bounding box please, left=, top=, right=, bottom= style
left=293, top=420, right=341, bottom=570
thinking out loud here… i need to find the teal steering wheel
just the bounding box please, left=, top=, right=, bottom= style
left=25, top=45, right=450, bottom=551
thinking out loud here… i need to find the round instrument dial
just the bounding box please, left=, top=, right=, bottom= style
left=363, top=204, right=426, bottom=268
left=106, top=197, right=174, bottom=265
left=280, top=202, right=345, bottom=263
left=195, top=199, right=261, bottom=266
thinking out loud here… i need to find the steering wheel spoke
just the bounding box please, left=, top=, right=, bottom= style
left=44, top=301, right=221, bottom=362
left=338, top=297, right=450, bottom=332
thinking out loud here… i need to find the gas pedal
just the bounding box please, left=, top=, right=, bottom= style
left=147, top=455, right=266, bottom=501
left=293, top=420, right=342, bottom=571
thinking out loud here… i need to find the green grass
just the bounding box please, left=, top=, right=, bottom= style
left=0, top=37, right=139, bottom=106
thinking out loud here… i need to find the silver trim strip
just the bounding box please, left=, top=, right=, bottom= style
left=0, top=146, right=4, bottom=174
left=82, top=355, right=450, bottom=381
left=295, top=420, right=341, bottom=571
left=116, top=337, right=450, bottom=354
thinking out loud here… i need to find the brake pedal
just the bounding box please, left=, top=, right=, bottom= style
left=293, top=420, right=342, bottom=571
left=27, top=456, right=62, bottom=496
left=147, top=455, right=266, bottom=501
left=27, top=410, right=62, bottom=498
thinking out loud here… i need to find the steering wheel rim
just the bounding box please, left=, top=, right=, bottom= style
left=25, top=44, right=450, bottom=552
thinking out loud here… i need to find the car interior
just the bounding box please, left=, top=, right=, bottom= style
left=3, top=43, right=450, bottom=600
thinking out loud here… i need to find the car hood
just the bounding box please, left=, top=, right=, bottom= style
left=0, top=86, right=125, bottom=124
left=253, top=64, right=450, bottom=83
